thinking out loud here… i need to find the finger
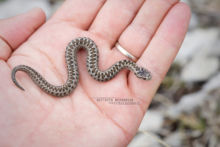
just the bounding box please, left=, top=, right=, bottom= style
left=52, top=0, right=106, bottom=30
left=129, top=3, right=191, bottom=103
left=0, top=8, right=45, bottom=60
left=89, top=0, right=144, bottom=46
left=0, top=38, right=11, bottom=61
left=112, top=0, right=179, bottom=60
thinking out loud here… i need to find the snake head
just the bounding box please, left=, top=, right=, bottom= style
left=135, top=67, right=151, bottom=80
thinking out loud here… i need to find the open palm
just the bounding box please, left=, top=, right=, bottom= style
left=0, top=0, right=190, bottom=146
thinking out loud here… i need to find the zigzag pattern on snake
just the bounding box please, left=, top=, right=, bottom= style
left=11, top=37, right=151, bottom=97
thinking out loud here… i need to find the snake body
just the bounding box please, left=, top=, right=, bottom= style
left=12, top=37, right=151, bottom=97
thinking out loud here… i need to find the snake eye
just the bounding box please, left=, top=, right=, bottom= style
left=136, top=67, right=151, bottom=80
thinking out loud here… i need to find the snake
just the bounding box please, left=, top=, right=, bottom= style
left=11, top=37, right=151, bottom=97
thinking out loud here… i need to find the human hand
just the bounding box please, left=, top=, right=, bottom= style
left=0, top=0, right=190, bottom=146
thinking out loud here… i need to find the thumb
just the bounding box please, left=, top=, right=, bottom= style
left=0, top=8, right=46, bottom=61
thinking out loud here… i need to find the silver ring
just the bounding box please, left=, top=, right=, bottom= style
left=115, top=42, right=138, bottom=62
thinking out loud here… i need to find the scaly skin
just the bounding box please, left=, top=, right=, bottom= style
left=11, top=37, right=151, bottom=97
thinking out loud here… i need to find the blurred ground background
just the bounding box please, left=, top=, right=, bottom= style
left=0, top=0, right=219, bottom=147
